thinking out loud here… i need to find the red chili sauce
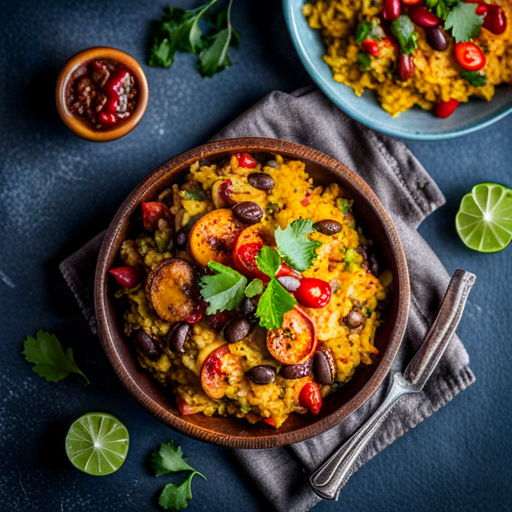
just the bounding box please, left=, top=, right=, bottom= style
left=66, top=59, right=138, bottom=130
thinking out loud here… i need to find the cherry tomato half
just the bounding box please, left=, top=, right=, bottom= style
left=141, top=202, right=170, bottom=231
left=233, top=225, right=269, bottom=281
left=299, top=382, right=323, bottom=415
left=484, top=5, right=507, bottom=35
left=435, top=99, right=460, bottom=118
left=109, top=266, right=144, bottom=288
left=235, top=152, right=257, bottom=168
left=362, top=39, right=380, bottom=57
left=276, top=262, right=301, bottom=279
left=295, top=278, right=332, bottom=309
left=455, top=42, right=486, bottom=71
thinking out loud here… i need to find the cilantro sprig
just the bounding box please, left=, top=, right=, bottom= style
left=461, top=71, right=486, bottom=87
left=254, top=247, right=297, bottom=330
left=391, top=15, right=418, bottom=56
left=445, top=2, right=484, bottom=42
left=149, top=0, right=239, bottom=77
left=425, top=0, right=460, bottom=20
left=151, top=440, right=206, bottom=511
left=22, top=331, right=89, bottom=384
left=275, top=218, right=322, bottom=273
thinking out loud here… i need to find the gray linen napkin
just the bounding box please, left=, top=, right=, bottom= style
left=60, top=87, right=475, bottom=512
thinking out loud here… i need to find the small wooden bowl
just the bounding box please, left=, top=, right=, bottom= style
left=56, top=47, right=148, bottom=142
left=95, top=138, right=410, bottom=449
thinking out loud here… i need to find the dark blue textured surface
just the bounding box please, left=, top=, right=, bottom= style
left=1, top=1, right=511, bottom=511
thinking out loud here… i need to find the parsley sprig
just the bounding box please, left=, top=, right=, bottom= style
left=149, top=0, right=239, bottom=77
left=445, top=2, right=484, bottom=42
left=391, top=15, right=418, bottom=56
left=151, top=440, right=206, bottom=511
left=22, top=331, right=89, bottom=384
left=461, top=71, right=486, bottom=87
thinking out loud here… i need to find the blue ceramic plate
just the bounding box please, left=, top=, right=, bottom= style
left=283, top=0, right=512, bottom=140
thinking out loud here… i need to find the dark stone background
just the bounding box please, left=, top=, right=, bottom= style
left=1, top=1, right=511, bottom=511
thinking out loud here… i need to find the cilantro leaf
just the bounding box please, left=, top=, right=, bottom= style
left=245, top=279, right=264, bottom=298
left=425, top=0, right=460, bottom=20
left=255, top=246, right=282, bottom=277
left=357, top=52, right=372, bottom=71
left=355, top=20, right=373, bottom=44
left=275, top=218, right=322, bottom=273
left=22, top=331, right=89, bottom=384
left=255, top=278, right=297, bottom=330
left=159, top=471, right=206, bottom=511
left=445, top=2, right=484, bottom=42
left=391, top=15, right=418, bottom=56
left=199, top=261, right=247, bottom=315
left=461, top=71, right=487, bottom=86
left=151, top=440, right=195, bottom=477
left=199, top=0, right=239, bottom=77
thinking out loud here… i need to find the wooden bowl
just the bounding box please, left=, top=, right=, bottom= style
left=95, top=138, right=410, bottom=448
left=55, top=47, right=148, bottom=142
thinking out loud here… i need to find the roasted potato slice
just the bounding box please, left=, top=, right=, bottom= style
left=189, top=208, right=243, bottom=267
left=146, top=258, right=198, bottom=323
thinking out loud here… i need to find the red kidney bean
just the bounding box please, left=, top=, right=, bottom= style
left=397, top=53, right=415, bottom=81
left=382, top=0, right=401, bottom=22
left=426, top=26, right=449, bottom=51
left=435, top=99, right=460, bottom=118
left=299, top=382, right=323, bottom=415
left=109, top=266, right=143, bottom=288
left=484, top=5, right=507, bottom=35
left=409, top=5, right=440, bottom=27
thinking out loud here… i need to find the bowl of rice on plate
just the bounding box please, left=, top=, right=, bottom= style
left=284, top=0, right=512, bottom=140
left=95, top=138, right=409, bottom=448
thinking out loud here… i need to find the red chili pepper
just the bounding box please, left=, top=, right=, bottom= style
left=235, top=152, right=257, bottom=168
left=103, top=69, right=131, bottom=98
left=435, top=99, right=460, bottom=118
left=264, top=417, right=276, bottom=427
left=483, top=5, right=507, bottom=34
left=299, top=382, right=323, bottom=415
left=362, top=39, right=380, bottom=57
left=455, top=42, right=486, bottom=71
left=103, top=97, right=119, bottom=116
left=98, top=112, right=118, bottom=126
left=109, top=266, right=143, bottom=288
left=294, top=278, right=332, bottom=308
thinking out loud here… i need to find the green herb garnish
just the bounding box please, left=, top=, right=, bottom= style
left=275, top=218, right=322, bottom=273
left=337, top=197, right=353, bottom=214
left=199, top=261, right=247, bottom=314
left=149, top=0, right=239, bottom=77
left=152, top=441, right=206, bottom=511
left=461, top=71, right=487, bottom=86
left=22, top=331, right=90, bottom=384
left=357, top=52, right=372, bottom=71
left=391, top=15, right=418, bottom=56
left=445, top=2, right=484, bottom=42
left=245, top=278, right=264, bottom=298
left=425, top=0, right=460, bottom=20
left=355, top=20, right=373, bottom=44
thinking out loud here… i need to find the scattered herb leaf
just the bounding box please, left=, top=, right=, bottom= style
left=255, top=246, right=282, bottom=277
left=255, top=277, right=297, bottom=330
left=355, top=20, right=373, bottom=44
left=199, top=261, right=247, bottom=315
left=245, top=279, right=264, bottom=298
left=357, top=52, right=372, bottom=71
left=461, top=71, right=487, bottom=86
left=275, top=218, right=322, bottom=273
left=22, top=331, right=90, bottom=384
left=151, top=440, right=195, bottom=477
left=445, top=2, right=484, bottom=42
left=391, top=15, right=418, bottom=56
left=159, top=471, right=206, bottom=511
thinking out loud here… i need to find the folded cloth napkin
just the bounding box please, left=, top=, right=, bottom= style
left=60, top=87, right=475, bottom=512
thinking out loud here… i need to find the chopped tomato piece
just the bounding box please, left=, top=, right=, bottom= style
left=264, top=417, right=277, bottom=427
left=362, top=39, right=380, bottom=57
left=295, top=278, right=332, bottom=308
left=267, top=306, right=317, bottom=365
left=276, top=262, right=300, bottom=279
left=435, top=99, right=460, bottom=119
left=235, top=152, right=257, bottom=168
left=109, top=266, right=144, bottom=288
left=141, top=202, right=170, bottom=232
left=299, top=382, right=323, bottom=415
left=455, top=42, right=486, bottom=71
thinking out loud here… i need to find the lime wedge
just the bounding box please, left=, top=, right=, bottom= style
left=456, top=183, right=512, bottom=253
left=65, top=412, right=129, bottom=476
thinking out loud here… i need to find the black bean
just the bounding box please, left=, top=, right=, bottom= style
left=224, top=317, right=252, bottom=343
left=426, top=26, right=448, bottom=52
left=314, top=219, right=342, bottom=236
left=241, top=297, right=257, bottom=316
left=314, top=345, right=335, bottom=385
left=343, top=308, right=366, bottom=329
left=167, top=321, right=192, bottom=353
left=246, top=365, right=276, bottom=384
left=248, top=172, right=274, bottom=191
left=174, top=229, right=189, bottom=250
left=233, top=202, right=264, bottom=225
left=132, top=330, right=161, bottom=361
left=280, top=359, right=313, bottom=379
left=277, top=275, right=301, bottom=292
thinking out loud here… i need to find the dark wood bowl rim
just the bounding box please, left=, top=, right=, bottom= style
left=94, top=137, right=410, bottom=449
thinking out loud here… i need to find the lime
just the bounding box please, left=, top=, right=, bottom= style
left=65, top=412, right=129, bottom=476
left=456, top=183, right=512, bottom=253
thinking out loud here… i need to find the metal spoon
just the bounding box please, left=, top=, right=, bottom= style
left=310, top=268, right=476, bottom=501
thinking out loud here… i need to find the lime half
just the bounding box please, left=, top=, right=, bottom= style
left=456, top=183, right=512, bottom=253
left=65, top=412, right=129, bottom=476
